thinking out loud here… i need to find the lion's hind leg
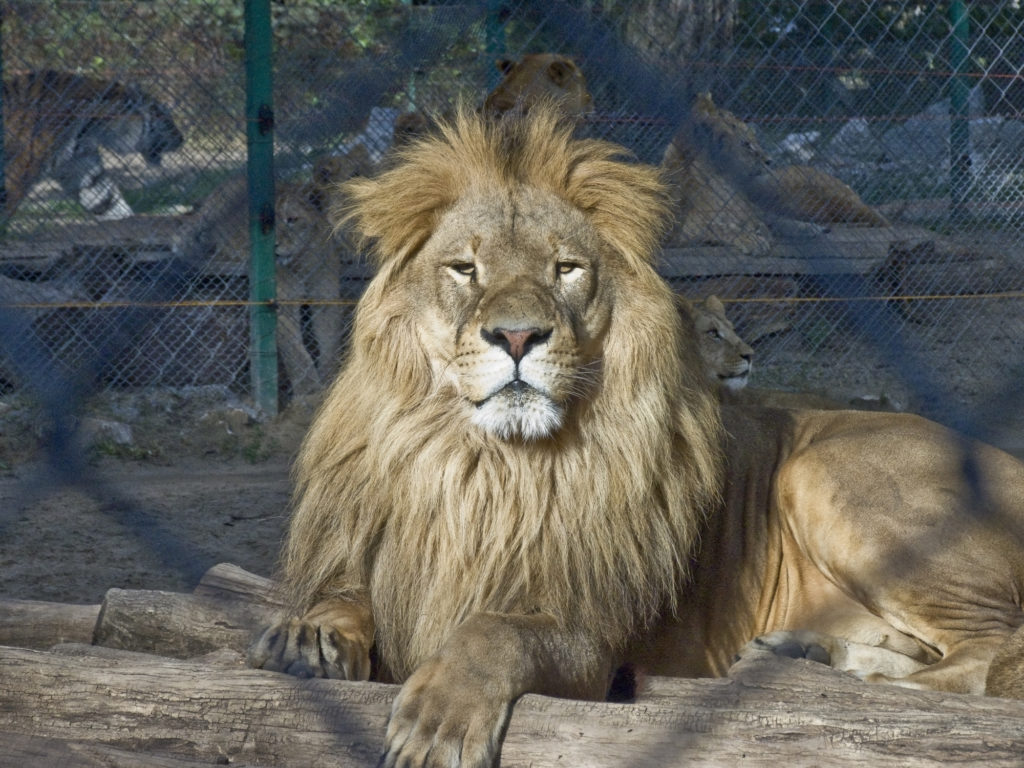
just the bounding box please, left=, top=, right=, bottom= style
left=248, top=597, right=374, bottom=681
left=987, top=624, right=1024, bottom=699
left=735, top=629, right=929, bottom=681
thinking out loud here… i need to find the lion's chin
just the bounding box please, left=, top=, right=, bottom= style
left=471, top=385, right=563, bottom=441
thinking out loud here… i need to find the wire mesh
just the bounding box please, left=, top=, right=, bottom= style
left=2, top=1, right=1024, bottom=762
left=0, top=0, right=1020, bottom=433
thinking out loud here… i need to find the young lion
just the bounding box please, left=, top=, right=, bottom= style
left=688, top=91, right=890, bottom=227
left=392, top=53, right=593, bottom=148
left=185, top=146, right=373, bottom=394
left=482, top=53, right=593, bottom=118
left=250, top=108, right=1024, bottom=768
left=687, top=294, right=754, bottom=392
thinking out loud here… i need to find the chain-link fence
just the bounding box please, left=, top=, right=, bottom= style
left=1, top=0, right=1022, bottom=438
left=2, top=1, right=1024, bottom=762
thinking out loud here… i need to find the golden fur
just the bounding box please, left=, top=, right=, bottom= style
left=250, top=108, right=1024, bottom=768
left=250, top=107, right=722, bottom=766
left=661, top=97, right=772, bottom=255
left=482, top=53, right=593, bottom=119
left=392, top=53, right=593, bottom=149
left=662, top=92, right=889, bottom=255
left=686, top=295, right=753, bottom=391
left=690, top=91, right=889, bottom=227
left=292, top=106, right=720, bottom=669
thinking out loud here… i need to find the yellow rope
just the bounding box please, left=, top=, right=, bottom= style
left=2, top=291, right=1023, bottom=311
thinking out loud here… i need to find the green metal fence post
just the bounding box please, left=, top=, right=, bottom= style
left=244, top=0, right=278, bottom=417
left=949, top=0, right=971, bottom=218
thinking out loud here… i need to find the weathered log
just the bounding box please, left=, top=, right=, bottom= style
left=0, top=731, right=223, bottom=768
left=0, top=597, right=100, bottom=649
left=192, top=561, right=281, bottom=604
left=93, top=586, right=280, bottom=658
left=2, top=643, right=1024, bottom=767
left=91, top=563, right=282, bottom=658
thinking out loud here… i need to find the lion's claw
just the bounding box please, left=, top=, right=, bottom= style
left=380, top=655, right=509, bottom=768
left=249, top=611, right=373, bottom=681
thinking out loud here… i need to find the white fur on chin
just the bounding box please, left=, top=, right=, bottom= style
left=471, top=387, right=563, bottom=440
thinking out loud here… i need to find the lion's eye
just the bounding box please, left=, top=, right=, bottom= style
left=447, top=262, right=477, bottom=282
left=556, top=261, right=583, bottom=277
left=706, top=328, right=722, bottom=340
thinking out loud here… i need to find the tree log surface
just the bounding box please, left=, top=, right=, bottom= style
left=1, top=643, right=1023, bottom=768
left=0, top=597, right=100, bottom=649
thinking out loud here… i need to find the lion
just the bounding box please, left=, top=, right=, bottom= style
left=392, top=53, right=593, bottom=149
left=482, top=53, right=593, bottom=119
left=662, top=102, right=773, bottom=256
left=684, top=295, right=895, bottom=411
left=186, top=146, right=372, bottom=395
left=249, top=107, right=1024, bottom=768
left=685, top=294, right=754, bottom=392
left=688, top=91, right=890, bottom=227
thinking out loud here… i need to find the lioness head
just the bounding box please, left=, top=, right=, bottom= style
left=482, top=53, right=594, bottom=120
left=690, top=91, right=768, bottom=176
left=690, top=295, right=754, bottom=391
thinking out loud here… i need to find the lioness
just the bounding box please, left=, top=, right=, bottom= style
left=482, top=52, right=593, bottom=118
left=250, top=107, right=1024, bottom=768
left=688, top=91, right=890, bottom=227
left=393, top=53, right=593, bottom=149
left=687, top=294, right=754, bottom=392
left=186, top=146, right=372, bottom=394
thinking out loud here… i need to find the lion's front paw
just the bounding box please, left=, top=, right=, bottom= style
left=734, top=629, right=834, bottom=667
left=381, top=655, right=511, bottom=768
left=248, top=599, right=373, bottom=681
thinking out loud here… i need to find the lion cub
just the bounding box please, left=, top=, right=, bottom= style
left=393, top=53, right=593, bottom=148
left=662, top=93, right=889, bottom=255
left=685, top=295, right=897, bottom=411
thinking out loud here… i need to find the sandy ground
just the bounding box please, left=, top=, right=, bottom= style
left=0, top=389, right=313, bottom=605
left=0, top=456, right=291, bottom=604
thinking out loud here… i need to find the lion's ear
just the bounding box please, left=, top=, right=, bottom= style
left=546, top=58, right=577, bottom=86
left=705, top=295, right=726, bottom=315
left=693, top=91, right=716, bottom=116
left=496, top=57, right=516, bottom=75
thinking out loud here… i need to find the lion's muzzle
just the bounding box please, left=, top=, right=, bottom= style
left=480, top=326, right=552, bottom=364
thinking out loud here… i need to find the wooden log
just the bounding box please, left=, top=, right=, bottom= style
left=192, top=561, right=282, bottom=604
left=2, top=644, right=1024, bottom=767
left=93, top=586, right=280, bottom=658
left=0, top=597, right=100, bottom=649
left=0, top=731, right=222, bottom=768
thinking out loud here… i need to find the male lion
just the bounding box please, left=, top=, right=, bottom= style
left=251, top=108, right=1024, bottom=767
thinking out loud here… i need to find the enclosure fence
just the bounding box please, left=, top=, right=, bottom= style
left=1, top=0, right=1022, bottom=432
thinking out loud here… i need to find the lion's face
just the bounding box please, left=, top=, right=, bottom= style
left=483, top=54, right=594, bottom=120
left=692, top=92, right=768, bottom=177
left=692, top=296, right=754, bottom=391
left=404, top=187, right=613, bottom=440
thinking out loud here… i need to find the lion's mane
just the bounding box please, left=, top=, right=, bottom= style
left=281, top=108, right=724, bottom=681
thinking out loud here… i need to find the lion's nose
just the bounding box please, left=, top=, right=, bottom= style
left=480, top=326, right=552, bottom=364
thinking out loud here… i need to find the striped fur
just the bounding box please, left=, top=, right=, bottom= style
left=3, top=70, right=183, bottom=220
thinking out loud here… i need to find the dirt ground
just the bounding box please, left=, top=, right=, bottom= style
left=0, top=390, right=312, bottom=604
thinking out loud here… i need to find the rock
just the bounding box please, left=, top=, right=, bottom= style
left=78, top=417, right=134, bottom=447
